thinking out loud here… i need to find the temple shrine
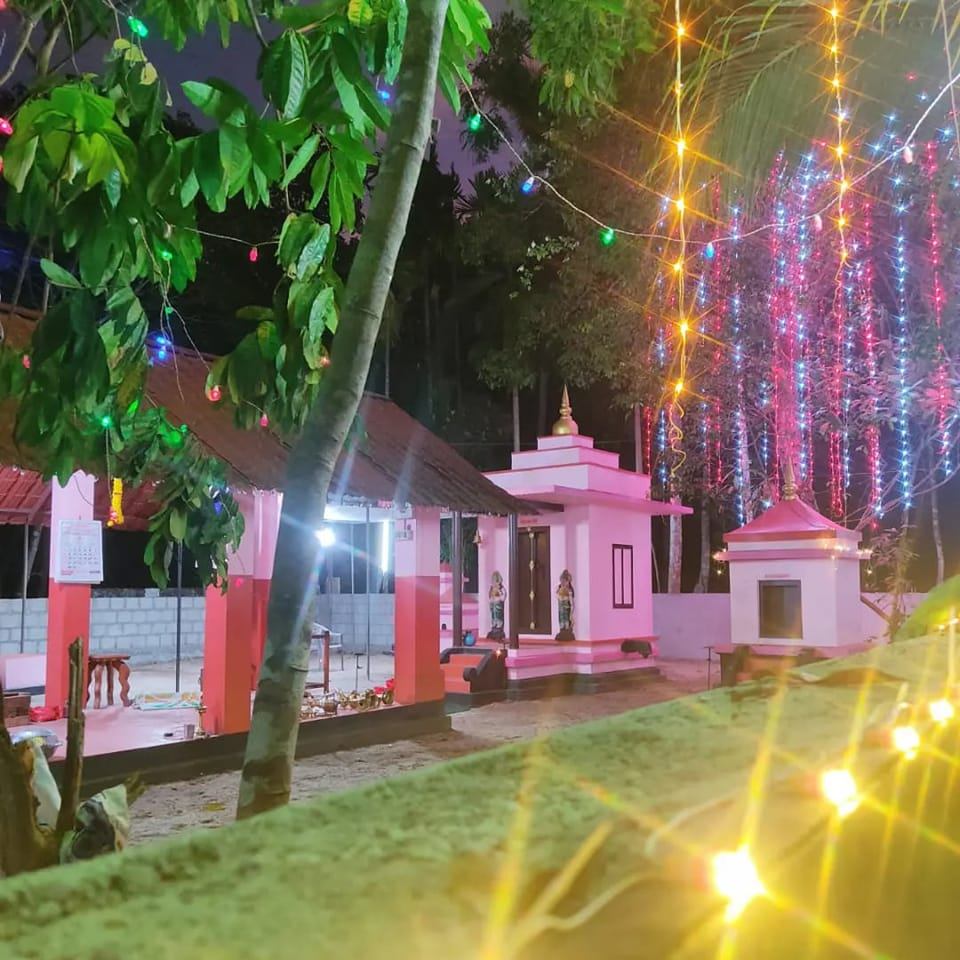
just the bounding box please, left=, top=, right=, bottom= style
left=715, top=463, right=874, bottom=682
left=443, top=389, right=689, bottom=697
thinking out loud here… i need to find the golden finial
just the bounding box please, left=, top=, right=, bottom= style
left=782, top=459, right=798, bottom=501
left=551, top=385, right=579, bottom=436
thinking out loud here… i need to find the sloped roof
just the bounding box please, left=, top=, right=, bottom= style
left=0, top=306, right=527, bottom=525
left=725, top=496, right=860, bottom=543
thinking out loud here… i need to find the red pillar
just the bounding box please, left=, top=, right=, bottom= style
left=250, top=491, right=282, bottom=689
left=394, top=508, right=444, bottom=704
left=202, top=491, right=259, bottom=735
left=45, top=473, right=96, bottom=712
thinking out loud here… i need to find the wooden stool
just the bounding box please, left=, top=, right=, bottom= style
left=87, top=654, right=133, bottom=709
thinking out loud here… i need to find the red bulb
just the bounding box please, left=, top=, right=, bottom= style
left=248, top=246, right=258, bottom=263
left=21, top=354, right=30, bottom=369
left=0, top=118, right=13, bottom=136
left=208, top=385, right=222, bottom=402
left=320, top=356, right=330, bottom=367
left=0, top=157, right=4, bottom=174
left=259, top=413, right=269, bottom=428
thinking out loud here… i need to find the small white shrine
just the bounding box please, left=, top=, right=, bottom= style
left=717, top=465, right=872, bottom=673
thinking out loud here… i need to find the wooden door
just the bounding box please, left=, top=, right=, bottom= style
left=518, top=527, right=551, bottom=634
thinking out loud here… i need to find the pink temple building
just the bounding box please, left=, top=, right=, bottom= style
left=452, top=389, right=689, bottom=697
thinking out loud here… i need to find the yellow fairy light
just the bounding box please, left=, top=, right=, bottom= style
left=674, top=379, right=684, bottom=395
left=820, top=768, right=860, bottom=817
left=675, top=196, right=685, bottom=212
left=835, top=143, right=845, bottom=157
left=679, top=319, right=689, bottom=337
left=711, top=848, right=765, bottom=922
left=676, top=137, right=686, bottom=156
left=830, top=42, right=838, bottom=54
left=673, top=258, right=684, bottom=273
left=929, top=698, right=955, bottom=724
left=676, top=22, right=686, bottom=37
left=892, top=724, right=920, bottom=759
left=831, top=74, right=841, bottom=89
left=837, top=215, right=847, bottom=228
left=830, top=4, right=839, bottom=18
left=839, top=178, right=849, bottom=193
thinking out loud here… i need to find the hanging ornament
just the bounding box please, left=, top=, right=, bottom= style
left=259, top=413, right=270, bottom=428
left=208, top=384, right=222, bottom=403
left=0, top=118, right=13, bottom=136
left=704, top=241, right=716, bottom=259
left=248, top=246, right=259, bottom=263
left=813, top=213, right=823, bottom=233
left=21, top=354, right=30, bottom=369
left=903, top=143, right=914, bottom=164
left=107, top=478, right=125, bottom=528
left=127, top=16, right=149, bottom=38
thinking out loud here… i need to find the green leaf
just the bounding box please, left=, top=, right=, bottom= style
left=40, top=259, right=83, bottom=289
left=3, top=135, right=39, bottom=193
left=281, top=132, right=321, bottom=188
left=308, top=152, right=331, bottom=207
left=219, top=124, right=251, bottom=187
left=259, top=30, right=310, bottom=119
left=275, top=1, right=341, bottom=29
left=237, top=306, right=276, bottom=322
left=169, top=506, right=188, bottom=542
left=331, top=59, right=365, bottom=130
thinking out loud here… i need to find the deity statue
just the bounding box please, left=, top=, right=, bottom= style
left=487, top=571, right=506, bottom=640
left=556, top=569, right=576, bottom=642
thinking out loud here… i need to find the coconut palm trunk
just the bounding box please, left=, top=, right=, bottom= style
left=237, top=0, right=452, bottom=820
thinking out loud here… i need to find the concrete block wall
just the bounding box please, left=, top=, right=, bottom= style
left=0, top=592, right=205, bottom=664
left=315, top=594, right=395, bottom=654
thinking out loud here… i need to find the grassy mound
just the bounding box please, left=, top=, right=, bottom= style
left=0, top=635, right=954, bottom=959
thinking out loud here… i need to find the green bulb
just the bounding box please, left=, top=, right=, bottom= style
left=128, top=16, right=149, bottom=39
left=467, top=112, right=482, bottom=133
left=599, top=226, right=616, bottom=247
left=159, top=248, right=173, bottom=262
left=100, top=414, right=113, bottom=429
left=164, top=305, right=174, bottom=317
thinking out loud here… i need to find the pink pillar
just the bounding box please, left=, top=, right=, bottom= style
left=394, top=508, right=444, bottom=704
left=203, top=490, right=257, bottom=735
left=250, top=490, right=282, bottom=689
left=46, top=472, right=97, bottom=712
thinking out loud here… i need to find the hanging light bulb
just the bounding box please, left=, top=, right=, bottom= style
left=711, top=848, right=765, bottom=922
left=903, top=143, right=914, bottom=164
left=127, top=16, right=149, bottom=38
left=467, top=112, right=483, bottom=133
left=521, top=176, right=537, bottom=195
left=21, top=355, right=30, bottom=369
left=377, top=88, right=392, bottom=103
left=208, top=385, right=222, bottom=403
left=599, top=226, right=616, bottom=247
left=0, top=117, right=13, bottom=136
left=820, top=769, right=860, bottom=817
left=248, top=246, right=259, bottom=263
left=259, top=413, right=270, bottom=428
left=704, top=241, right=716, bottom=259
left=813, top=213, right=823, bottom=233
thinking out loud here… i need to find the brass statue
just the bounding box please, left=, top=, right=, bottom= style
left=488, top=570, right=506, bottom=640
left=556, top=569, right=576, bottom=642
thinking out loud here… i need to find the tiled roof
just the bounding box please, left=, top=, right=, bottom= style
left=725, top=496, right=859, bottom=543
left=0, top=306, right=527, bottom=526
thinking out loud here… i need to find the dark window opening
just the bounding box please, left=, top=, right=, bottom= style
left=612, top=544, right=634, bottom=609
left=758, top=579, right=803, bottom=639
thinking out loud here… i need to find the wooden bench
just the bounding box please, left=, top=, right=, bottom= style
left=87, top=654, right=133, bottom=709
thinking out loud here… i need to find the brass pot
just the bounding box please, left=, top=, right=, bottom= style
left=381, top=689, right=395, bottom=706
left=322, top=699, right=338, bottom=715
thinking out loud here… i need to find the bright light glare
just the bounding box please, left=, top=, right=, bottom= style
left=929, top=698, right=955, bottom=724
left=712, top=847, right=765, bottom=922
left=892, top=724, right=920, bottom=759
left=379, top=520, right=392, bottom=573
left=315, top=527, right=336, bottom=548
left=820, top=768, right=860, bottom=817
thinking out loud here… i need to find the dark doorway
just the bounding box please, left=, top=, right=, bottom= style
left=518, top=527, right=551, bottom=634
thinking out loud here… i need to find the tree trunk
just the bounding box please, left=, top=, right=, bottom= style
left=668, top=508, right=682, bottom=594
left=694, top=504, right=710, bottom=593
left=931, top=483, right=945, bottom=586
left=512, top=385, right=520, bottom=453
left=237, top=0, right=451, bottom=820
left=633, top=404, right=643, bottom=472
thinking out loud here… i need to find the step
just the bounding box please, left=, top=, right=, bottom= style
left=444, top=653, right=484, bottom=669
left=443, top=676, right=472, bottom=695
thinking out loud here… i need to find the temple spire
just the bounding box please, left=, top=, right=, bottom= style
left=782, top=459, right=798, bottom=501
left=551, top=385, right=579, bottom=436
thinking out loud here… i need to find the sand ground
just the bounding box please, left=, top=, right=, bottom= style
left=131, top=658, right=709, bottom=842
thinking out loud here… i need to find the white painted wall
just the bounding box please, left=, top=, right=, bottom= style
left=653, top=592, right=927, bottom=659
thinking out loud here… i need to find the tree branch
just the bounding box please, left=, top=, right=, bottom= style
left=0, top=0, right=57, bottom=87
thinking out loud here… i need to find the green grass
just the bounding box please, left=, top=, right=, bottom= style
left=0, top=635, right=950, bottom=959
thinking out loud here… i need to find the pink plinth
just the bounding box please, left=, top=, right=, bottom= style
left=203, top=577, right=255, bottom=735
left=505, top=639, right=658, bottom=682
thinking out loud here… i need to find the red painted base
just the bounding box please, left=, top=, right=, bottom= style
left=394, top=574, right=444, bottom=705
left=45, top=581, right=91, bottom=712
left=203, top=577, right=255, bottom=735
left=250, top=578, right=271, bottom=690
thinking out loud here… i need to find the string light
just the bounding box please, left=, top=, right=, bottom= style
left=711, top=848, right=765, bottom=922
left=928, top=698, right=954, bottom=724
left=820, top=768, right=860, bottom=817
left=259, top=413, right=270, bottom=428
left=208, top=385, right=222, bottom=403
left=521, top=176, right=537, bottom=195
left=99, top=414, right=113, bottom=429
left=21, top=355, right=30, bottom=369
left=248, top=246, right=259, bottom=263
left=599, top=226, right=616, bottom=247
left=0, top=118, right=13, bottom=136
left=127, top=16, right=149, bottom=39
left=467, top=112, right=483, bottom=133
left=892, top=724, right=920, bottom=759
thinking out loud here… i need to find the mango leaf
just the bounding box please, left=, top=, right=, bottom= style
left=259, top=30, right=310, bottom=119
left=40, top=259, right=83, bottom=289
left=280, top=132, right=321, bottom=188
left=308, top=152, right=332, bottom=207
